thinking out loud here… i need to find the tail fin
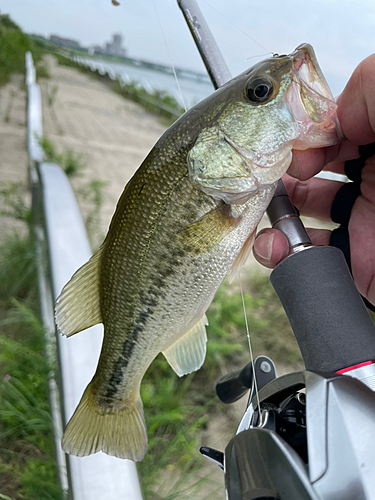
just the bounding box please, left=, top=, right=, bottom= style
left=62, top=383, right=147, bottom=461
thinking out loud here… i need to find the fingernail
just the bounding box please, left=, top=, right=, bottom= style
left=254, top=232, right=274, bottom=262
left=288, top=155, right=300, bottom=179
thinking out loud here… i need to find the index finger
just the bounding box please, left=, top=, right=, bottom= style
left=288, top=140, right=359, bottom=180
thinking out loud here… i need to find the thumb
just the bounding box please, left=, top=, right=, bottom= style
left=253, top=229, right=289, bottom=268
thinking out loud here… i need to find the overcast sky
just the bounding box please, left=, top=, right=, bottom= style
left=1, top=0, right=375, bottom=96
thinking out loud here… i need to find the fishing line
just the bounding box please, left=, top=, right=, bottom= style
left=245, top=53, right=274, bottom=61
left=239, top=272, right=261, bottom=422
left=151, top=0, right=188, bottom=112
left=200, top=0, right=273, bottom=55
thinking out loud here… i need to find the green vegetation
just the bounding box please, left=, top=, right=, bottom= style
left=35, top=63, right=50, bottom=81
left=139, top=272, right=301, bottom=499
left=0, top=13, right=47, bottom=87
left=52, top=52, right=88, bottom=73
left=0, top=11, right=182, bottom=121
left=38, top=135, right=86, bottom=178
left=113, top=80, right=184, bottom=124
left=0, top=177, right=300, bottom=500
left=0, top=183, right=64, bottom=500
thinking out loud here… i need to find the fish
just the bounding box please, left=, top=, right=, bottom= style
left=55, top=43, right=342, bottom=461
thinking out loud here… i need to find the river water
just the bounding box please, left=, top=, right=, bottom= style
left=85, top=58, right=214, bottom=108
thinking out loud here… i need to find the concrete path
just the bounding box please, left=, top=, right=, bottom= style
left=0, top=74, right=29, bottom=239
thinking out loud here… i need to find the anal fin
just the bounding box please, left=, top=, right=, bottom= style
left=162, top=315, right=208, bottom=377
left=55, top=246, right=103, bottom=337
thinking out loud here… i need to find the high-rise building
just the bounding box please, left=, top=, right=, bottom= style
left=105, top=34, right=126, bottom=57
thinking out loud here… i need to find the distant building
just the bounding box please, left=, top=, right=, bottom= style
left=49, top=34, right=81, bottom=49
left=92, top=45, right=103, bottom=54
left=92, top=34, right=126, bottom=57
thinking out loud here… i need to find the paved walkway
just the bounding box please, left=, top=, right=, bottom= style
left=0, top=74, right=29, bottom=239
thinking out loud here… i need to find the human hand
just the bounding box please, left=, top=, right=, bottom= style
left=253, top=54, right=375, bottom=306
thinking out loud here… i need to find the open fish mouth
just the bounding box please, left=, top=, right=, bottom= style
left=292, top=43, right=333, bottom=103
left=288, top=43, right=344, bottom=148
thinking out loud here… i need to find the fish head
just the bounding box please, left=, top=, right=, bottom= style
left=188, top=43, right=343, bottom=205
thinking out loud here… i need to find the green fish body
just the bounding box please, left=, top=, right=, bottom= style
left=55, top=44, right=342, bottom=461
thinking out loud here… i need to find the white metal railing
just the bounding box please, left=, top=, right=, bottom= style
left=26, top=51, right=143, bottom=500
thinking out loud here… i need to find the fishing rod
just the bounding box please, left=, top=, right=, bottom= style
left=178, top=1, right=375, bottom=498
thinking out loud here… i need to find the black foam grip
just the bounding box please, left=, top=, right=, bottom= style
left=270, top=246, right=375, bottom=372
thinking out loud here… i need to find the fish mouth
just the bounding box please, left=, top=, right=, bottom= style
left=287, top=43, right=344, bottom=149
left=291, top=43, right=333, bottom=102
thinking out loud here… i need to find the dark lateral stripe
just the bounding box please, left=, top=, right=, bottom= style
left=103, top=255, right=185, bottom=399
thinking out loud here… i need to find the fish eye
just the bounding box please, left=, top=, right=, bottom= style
left=246, top=78, right=274, bottom=104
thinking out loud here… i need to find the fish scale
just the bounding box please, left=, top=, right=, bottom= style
left=55, top=44, right=342, bottom=461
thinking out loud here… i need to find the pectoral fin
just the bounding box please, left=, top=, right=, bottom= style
left=162, top=315, right=208, bottom=377
left=55, top=246, right=103, bottom=337
left=178, top=203, right=241, bottom=253
left=229, top=230, right=256, bottom=283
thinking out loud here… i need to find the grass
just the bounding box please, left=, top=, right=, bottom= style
left=35, top=62, right=51, bottom=81
left=37, top=135, right=86, bottom=178
left=0, top=13, right=46, bottom=88
left=0, top=185, right=65, bottom=499
left=113, top=80, right=184, bottom=124
left=138, top=270, right=301, bottom=499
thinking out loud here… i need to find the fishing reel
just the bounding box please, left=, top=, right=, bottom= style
left=201, top=356, right=375, bottom=500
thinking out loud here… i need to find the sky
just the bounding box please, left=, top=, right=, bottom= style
left=1, top=0, right=375, bottom=96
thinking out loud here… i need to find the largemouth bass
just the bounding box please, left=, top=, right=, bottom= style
left=56, top=44, right=342, bottom=461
